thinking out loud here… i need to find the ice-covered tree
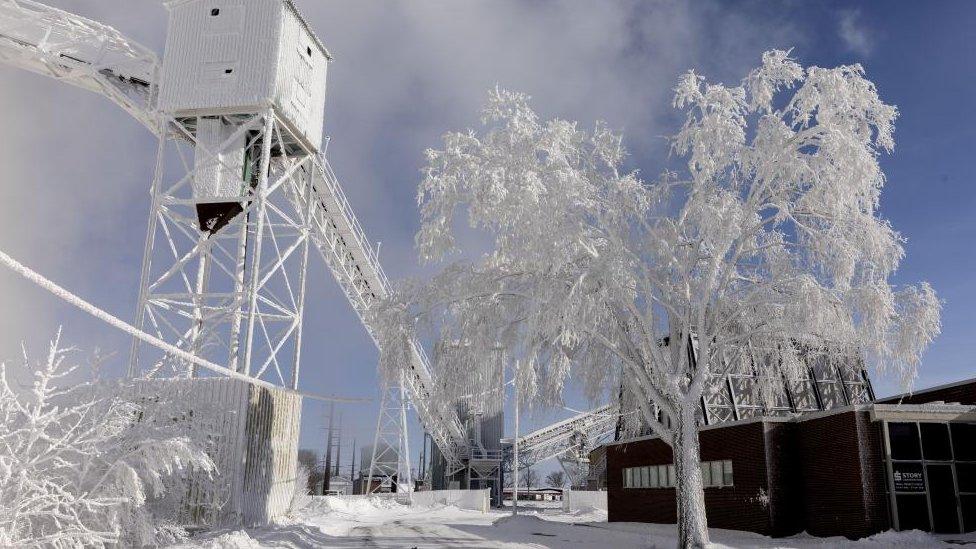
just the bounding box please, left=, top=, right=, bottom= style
left=375, top=51, right=941, bottom=548
left=0, top=331, right=213, bottom=548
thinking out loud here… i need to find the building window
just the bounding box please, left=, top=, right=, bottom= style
left=700, top=460, right=733, bottom=487
left=886, top=421, right=976, bottom=534
left=623, top=464, right=675, bottom=488
left=623, top=461, right=731, bottom=489
left=921, top=423, right=952, bottom=461
left=952, top=423, right=976, bottom=461
left=889, top=422, right=922, bottom=460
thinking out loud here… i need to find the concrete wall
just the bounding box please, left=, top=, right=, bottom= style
left=411, top=489, right=491, bottom=512
left=318, top=489, right=490, bottom=513
left=241, top=382, right=302, bottom=525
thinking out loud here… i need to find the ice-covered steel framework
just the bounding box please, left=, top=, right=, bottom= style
left=0, top=0, right=470, bottom=473
left=366, top=373, right=412, bottom=495
left=129, top=111, right=321, bottom=387
left=615, top=336, right=877, bottom=440
left=128, top=0, right=469, bottom=473
left=0, top=0, right=607, bottom=487
left=126, top=0, right=334, bottom=388
left=503, top=404, right=618, bottom=487
left=0, top=0, right=159, bottom=134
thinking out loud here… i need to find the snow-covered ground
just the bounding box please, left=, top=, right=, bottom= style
left=173, top=497, right=972, bottom=548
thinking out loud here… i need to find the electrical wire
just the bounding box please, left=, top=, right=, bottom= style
left=0, top=248, right=370, bottom=404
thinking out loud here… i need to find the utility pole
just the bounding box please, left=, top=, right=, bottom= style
left=418, top=433, right=427, bottom=487
left=350, top=438, right=357, bottom=493
left=513, top=361, right=520, bottom=516
left=323, top=401, right=335, bottom=495
left=334, top=413, right=342, bottom=479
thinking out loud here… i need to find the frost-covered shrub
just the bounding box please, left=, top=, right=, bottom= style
left=0, top=331, right=214, bottom=548
left=288, top=463, right=313, bottom=516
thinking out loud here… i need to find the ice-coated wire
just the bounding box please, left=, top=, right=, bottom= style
left=0, top=248, right=369, bottom=404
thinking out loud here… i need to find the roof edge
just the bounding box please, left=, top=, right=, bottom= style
left=876, top=375, right=976, bottom=404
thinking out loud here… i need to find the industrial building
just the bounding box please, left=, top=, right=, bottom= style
left=426, top=345, right=506, bottom=505
left=604, top=376, right=976, bottom=538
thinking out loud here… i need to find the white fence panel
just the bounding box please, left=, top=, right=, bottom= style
left=320, top=489, right=490, bottom=513
left=562, top=490, right=608, bottom=513
left=410, top=489, right=490, bottom=512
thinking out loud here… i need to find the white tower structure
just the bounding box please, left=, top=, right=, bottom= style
left=129, top=0, right=329, bottom=386
left=367, top=373, right=413, bottom=495
left=0, top=2, right=619, bottom=504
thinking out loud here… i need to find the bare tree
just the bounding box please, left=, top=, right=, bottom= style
left=521, top=466, right=538, bottom=490
left=545, top=471, right=566, bottom=489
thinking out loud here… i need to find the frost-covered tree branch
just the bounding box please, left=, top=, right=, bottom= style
left=0, top=331, right=214, bottom=548
left=374, top=52, right=941, bottom=549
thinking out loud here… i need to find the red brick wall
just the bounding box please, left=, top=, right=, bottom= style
left=876, top=379, right=976, bottom=405
left=606, top=421, right=776, bottom=535
left=795, top=410, right=889, bottom=539
left=606, top=412, right=891, bottom=540
left=606, top=433, right=679, bottom=524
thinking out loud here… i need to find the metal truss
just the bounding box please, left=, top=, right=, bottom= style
left=584, top=446, right=608, bottom=489
left=367, top=373, right=412, bottom=496
left=699, top=342, right=876, bottom=426
left=503, top=404, right=617, bottom=478
left=306, top=151, right=468, bottom=471
left=0, top=0, right=469, bottom=473
left=615, top=336, right=878, bottom=439
left=0, top=0, right=159, bottom=134
left=129, top=111, right=315, bottom=388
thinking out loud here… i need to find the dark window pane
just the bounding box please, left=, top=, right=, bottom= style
left=963, top=495, right=976, bottom=533
left=921, top=423, right=952, bottom=461
left=889, top=422, right=922, bottom=461
left=958, top=464, right=976, bottom=493
left=952, top=423, right=976, bottom=461
left=896, top=494, right=930, bottom=532
left=928, top=464, right=960, bottom=533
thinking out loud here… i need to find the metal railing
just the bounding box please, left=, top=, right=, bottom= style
left=307, top=155, right=468, bottom=468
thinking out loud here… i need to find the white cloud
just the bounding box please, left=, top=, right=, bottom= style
left=838, top=9, right=873, bottom=57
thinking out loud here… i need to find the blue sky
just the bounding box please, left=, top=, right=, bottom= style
left=0, top=0, right=973, bottom=474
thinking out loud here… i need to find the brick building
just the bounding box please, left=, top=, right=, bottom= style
left=605, top=377, right=976, bottom=538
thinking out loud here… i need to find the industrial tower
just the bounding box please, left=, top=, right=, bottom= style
left=127, top=1, right=328, bottom=387
left=0, top=0, right=618, bottom=513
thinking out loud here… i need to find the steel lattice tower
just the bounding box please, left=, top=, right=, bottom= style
left=127, top=2, right=330, bottom=387
left=367, top=373, right=413, bottom=495
left=128, top=110, right=320, bottom=387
